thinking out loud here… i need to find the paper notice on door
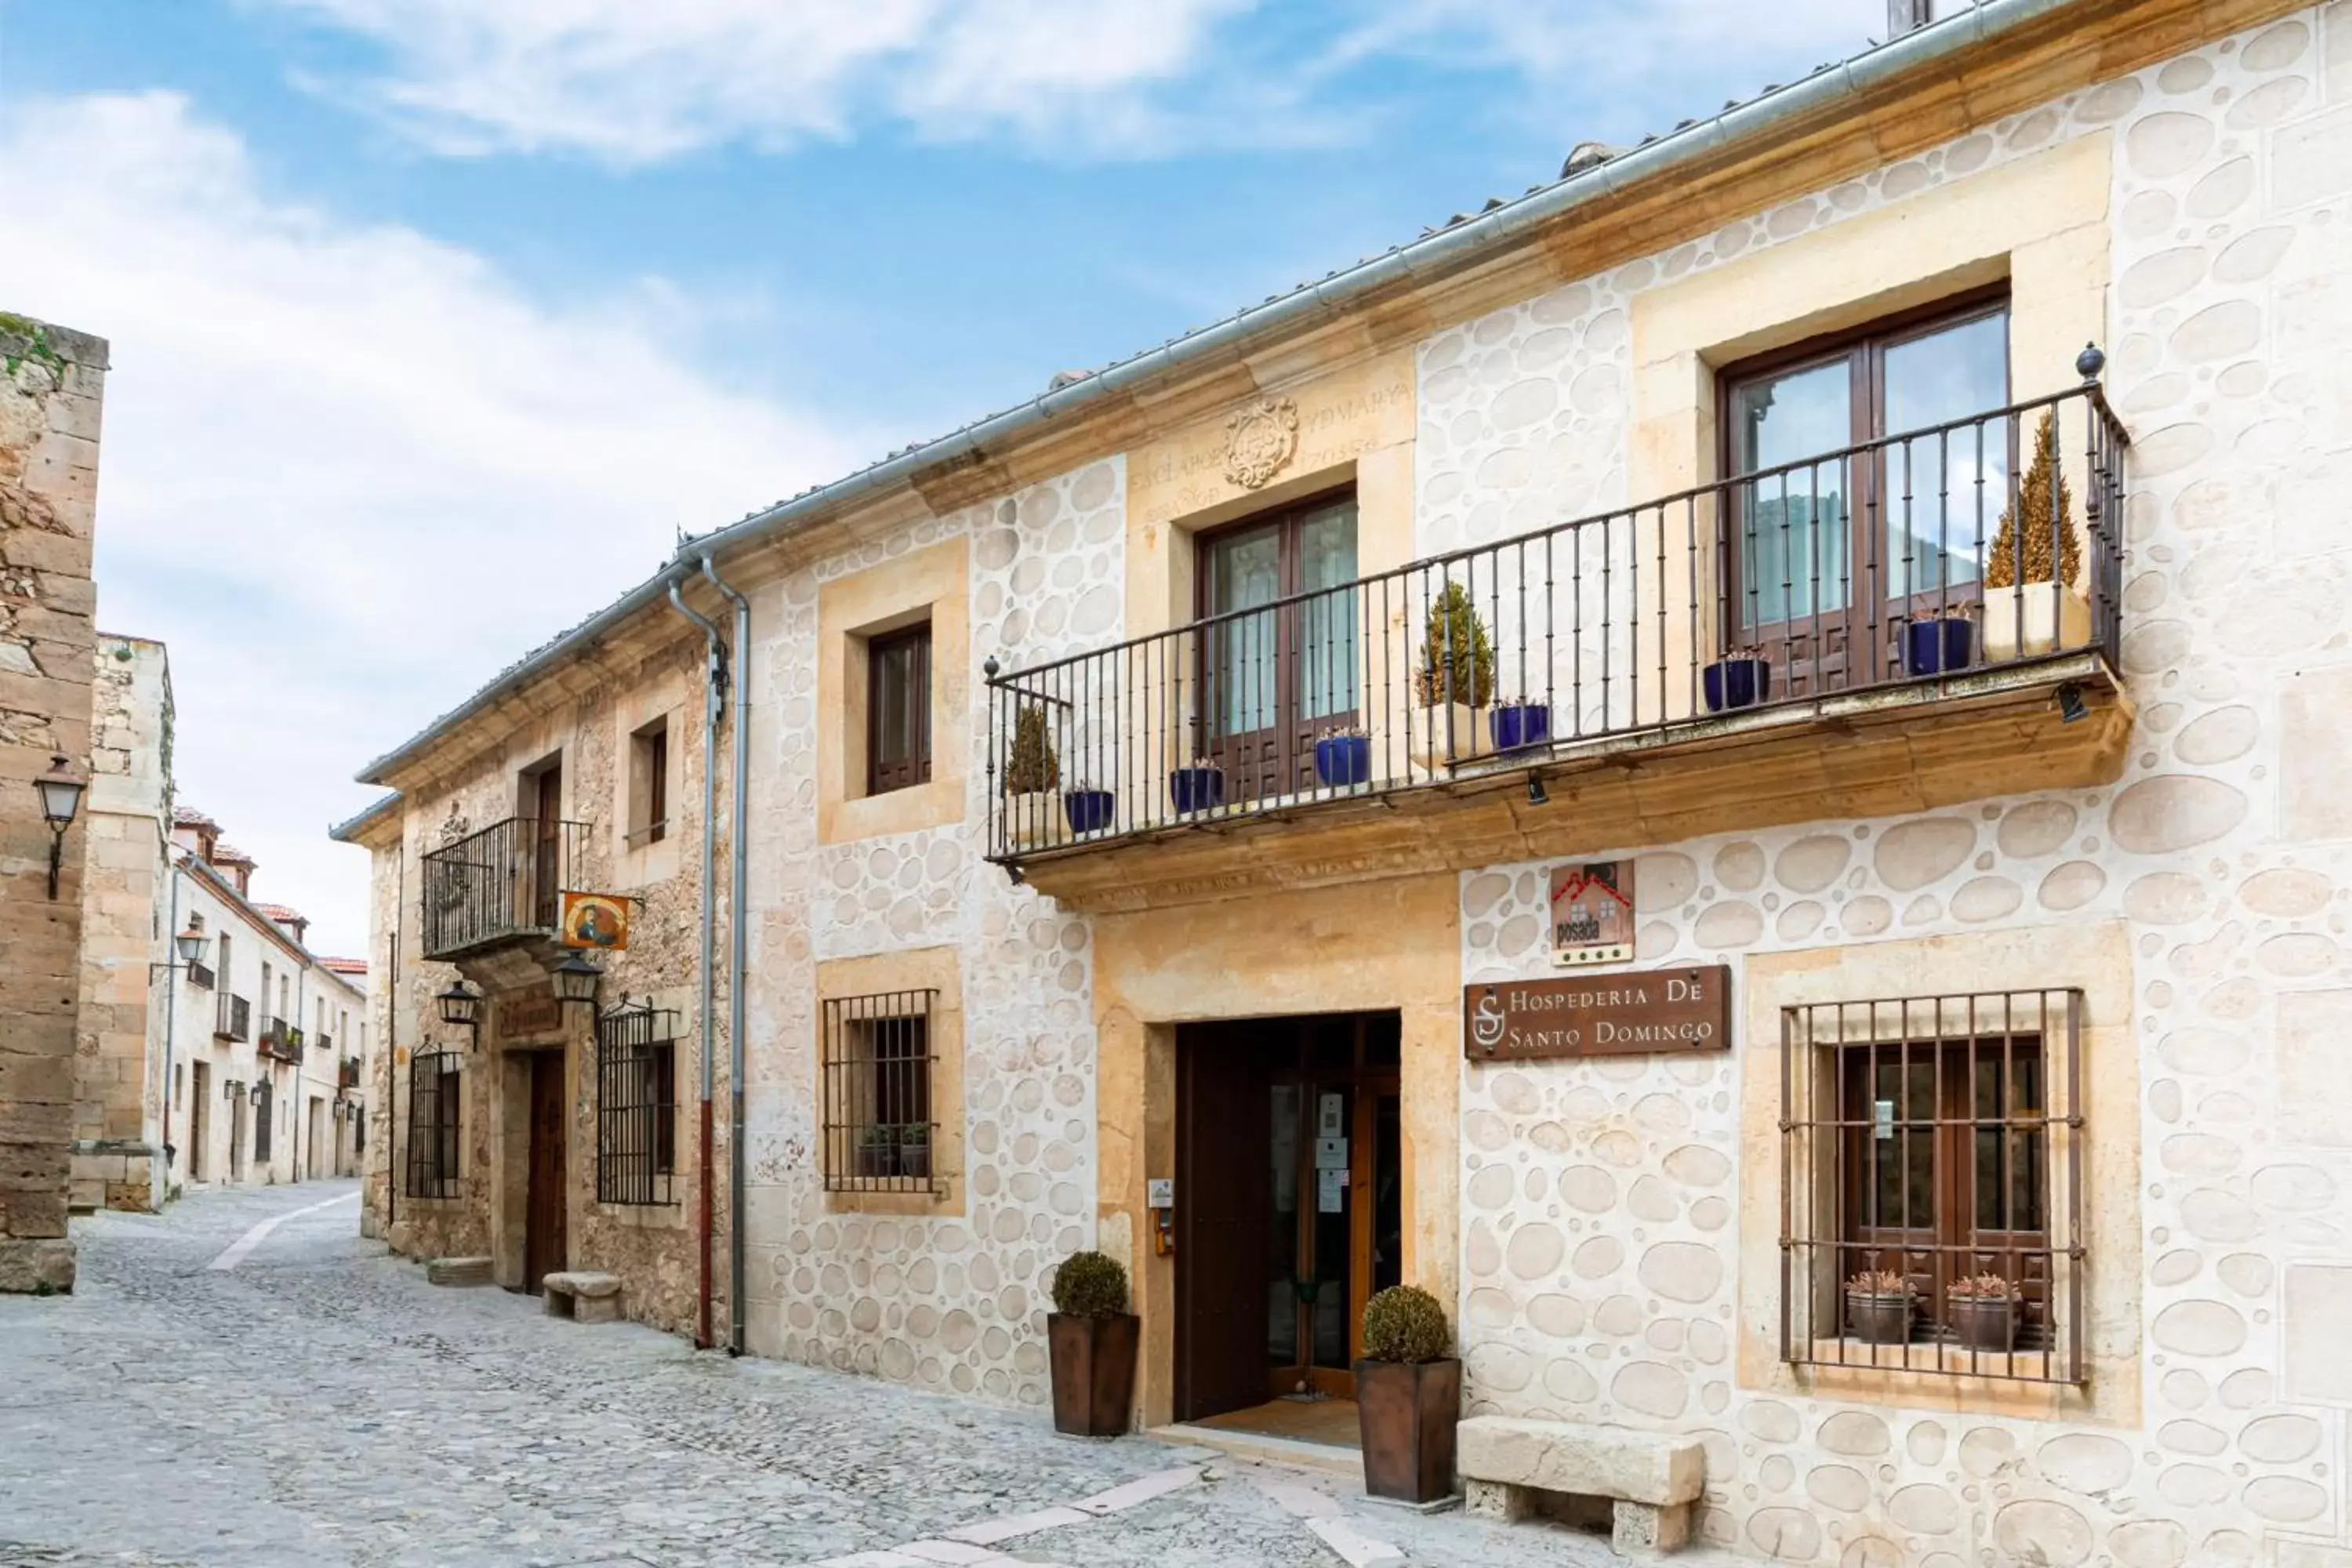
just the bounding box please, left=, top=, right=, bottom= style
left=1317, top=1167, right=1346, bottom=1214
left=1315, top=1137, right=1348, bottom=1171
left=1318, top=1093, right=1345, bottom=1138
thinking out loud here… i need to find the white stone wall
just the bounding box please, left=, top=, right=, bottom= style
left=1450, top=11, right=2352, bottom=1562
left=740, top=459, right=1122, bottom=1406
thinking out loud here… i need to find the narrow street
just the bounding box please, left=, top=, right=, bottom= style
left=0, top=1184, right=1661, bottom=1568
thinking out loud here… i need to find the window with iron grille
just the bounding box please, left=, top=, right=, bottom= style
left=253, top=1078, right=274, bottom=1163
left=596, top=1003, right=679, bottom=1205
left=405, top=1050, right=463, bottom=1199
left=1780, top=989, right=2085, bottom=1383
left=866, top=625, right=932, bottom=796
left=822, top=989, right=938, bottom=1192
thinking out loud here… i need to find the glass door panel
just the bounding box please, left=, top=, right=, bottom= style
left=1298, top=500, right=1360, bottom=724
left=1207, top=524, right=1283, bottom=741
left=1308, top=1083, right=1353, bottom=1373
left=1265, top=1083, right=1301, bottom=1368
left=1881, top=310, right=2009, bottom=604
left=1730, top=360, right=1853, bottom=633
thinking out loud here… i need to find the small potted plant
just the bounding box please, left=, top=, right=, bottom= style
left=1488, top=694, right=1552, bottom=752
left=1704, top=647, right=1773, bottom=712
left=1982, top=409, right=2089, bottom=662
left=1947, top=1272, right=2019, bottom=1352
left=897, top=1122, right=931, bottom=1181
left=1062, top=779, right=1116, bottom=836
left=1003, top=705, right=1061, bottom=851
left=1354, top=1285, right=1461, bottom=1505
left=1904, top=606, right=1974, bottom=677
left=1167, top=756, right=1225, bottom=815
left=1412, top=582, right=1494, bottom=770
left=1845, top=1268, right=1915, bottom=1346
left=1314, top=724, right=1372, bottom=788
left=1047, top=1250, right=1138, bottom=1438
left=857, top=1122, right=898, bottom=1181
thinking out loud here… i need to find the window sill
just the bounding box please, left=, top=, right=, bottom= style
left=821, top=1180, right=960, bottom=1218
left=594, top=1200, right=684, bottom=1229
left=1791, top=1337, right=2074, bottom=1383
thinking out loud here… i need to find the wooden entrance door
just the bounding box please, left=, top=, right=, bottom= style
left=1175, top=1013, right=1403, bottom=1421
left=524, top=1051, right=568, bottom=1293
left=189, top=1062, right=209, bottom=1181
left=1177, top=1021, right=1273, bottom=1422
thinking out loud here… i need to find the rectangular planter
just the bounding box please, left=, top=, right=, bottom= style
left=1981, top=582, right=2091, bottom=662
left=1048, top=1312, right=1138, bottom=1437
left=1004, top=791, right=1062, bottom=851
left=1411, top=702, right=1490, bottom=770
left=1354, top=1357, right=1460, bottom=1504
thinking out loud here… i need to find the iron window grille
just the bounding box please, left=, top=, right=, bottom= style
left=253, top=1079, right=274, bottom=1163
left=822, top=989, right=939, bottom=1193
left=596, top=1001, right=679, bottom=1205
left=187, top=960, right=216, bottom=989
left=1780, top=989, right=2085, bottom=1385
left=405, top=1050, right=463, bottom=1200
left=216, top=993, right=251, bottom=1041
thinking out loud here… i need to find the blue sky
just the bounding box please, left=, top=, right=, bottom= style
left=0, top=0, right=1872, bottom=953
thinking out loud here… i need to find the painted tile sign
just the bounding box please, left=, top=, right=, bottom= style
left=1464, top=964, right=1731, bottom=1061
left=1550, top=860, right=1633, bottom=967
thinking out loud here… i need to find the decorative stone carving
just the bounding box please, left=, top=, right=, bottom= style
left=1221, top=397, right=1299, bottom=490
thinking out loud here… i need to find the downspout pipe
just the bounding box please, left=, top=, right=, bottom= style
left=700, top=555, right=752, bottom=1357
left=160, top=855, right=183, bottom=1203
left=666, top=579, right=727, bottom=1352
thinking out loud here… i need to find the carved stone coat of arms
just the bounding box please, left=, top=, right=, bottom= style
left=1222, top=397, right=1300, bottom=490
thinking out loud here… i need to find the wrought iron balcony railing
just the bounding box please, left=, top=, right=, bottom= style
left=338, top=1057, right=362, bottom=1091
left=260, top=1018, right=305, bottom=1063
left=985, top=377, right=2125, bottom=859
left=215, top=993, right=251, bottom=1043
left=420, top=815, right=590, bottom=960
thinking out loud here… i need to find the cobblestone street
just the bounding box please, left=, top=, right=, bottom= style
left=0, top=1184, right=1681, bottom=1567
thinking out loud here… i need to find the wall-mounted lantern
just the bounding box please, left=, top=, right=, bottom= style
left=437, top=979, right=483, bottom=1033
left=34, top=753, right=85, bottom=899
left=551, top=953, right=604, bottom=1012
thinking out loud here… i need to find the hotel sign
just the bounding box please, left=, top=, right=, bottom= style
left=1464, top=965, right=1732, bottom=1062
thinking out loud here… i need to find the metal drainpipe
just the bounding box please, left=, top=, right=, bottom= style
left=160, top=855, right=183, bottom=1202
left=666, top=578, right=725, bottom=1352
left=699, top=556, right=751, bottom=1357
left=292, top=962, right=306, bottom=1182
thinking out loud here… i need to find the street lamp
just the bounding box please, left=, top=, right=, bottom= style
left=436, top=978, right=483, bottom=1032
left=551, top=952, right=604, bottom=1012
left=34, top=753, right=85, bottom=899
left=173, top=921, right=209, bottom=967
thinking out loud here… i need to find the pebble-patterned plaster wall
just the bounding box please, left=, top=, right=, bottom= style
left=1453, top=11, right=2352, bottom=1563
left=740, top=459, right=1123, bottom=1408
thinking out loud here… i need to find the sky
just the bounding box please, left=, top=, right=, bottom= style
left=0, top=0, right=1878, bottom=956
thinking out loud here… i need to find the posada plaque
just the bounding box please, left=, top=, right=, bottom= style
left=1464, top=964, right=1731, bottom=1061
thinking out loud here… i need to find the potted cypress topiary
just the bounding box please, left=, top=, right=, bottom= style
left=1003, top=704, right=1061, bottom=850
left=1982, top=410, right=2089, bottom=662
left=1048, top=1250, right=1138, bottom=1437
left=1354, top=1285, right=1460, bottom=1504
left=1412, top=582, right=1495, bottom=770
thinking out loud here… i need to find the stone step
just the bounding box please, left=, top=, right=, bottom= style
left=425, top=1255, right=493, bottom=1287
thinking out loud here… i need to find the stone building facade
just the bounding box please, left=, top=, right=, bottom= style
left=0, top=314, right=105, bottom=1293
left=347, top=2, right=2352, bottom=1561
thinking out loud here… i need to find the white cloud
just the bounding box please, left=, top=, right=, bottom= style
left=258, top=0, right=1871, bottom=165
left=261, top=0, right=1274, bottom=164
left=0, top=91, right=858, bottom=954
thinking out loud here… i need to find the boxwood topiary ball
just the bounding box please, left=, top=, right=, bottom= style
left=1360, top=1284, right=1451, bottom=1363
left=1051, top=1250, right=1130, bottom=1318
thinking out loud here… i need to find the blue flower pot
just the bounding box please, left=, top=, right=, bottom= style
left=1062, top=789, right=1116, bottom=835
left=1169, top=767, right=1225, bottom=815
left=1704, top=658, right=1772, bottom=713
left=1314, top=735, right=1372, bottom=787
left=1489, top=703, right=1551, bottom=751
left=1904, top=618, right=1973, bottom=677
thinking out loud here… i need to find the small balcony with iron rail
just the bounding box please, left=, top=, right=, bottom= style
left=259, top=1018, right=304, bottom=1064
left=419, top=815, right=590, bottom=964
left=984, top=373, right=2132, bottom=910
left=214, top=993, right=251, bottom=1043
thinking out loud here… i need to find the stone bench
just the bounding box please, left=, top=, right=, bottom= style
left=541, top=1271, right=622, bottom=1324
left=425, top=1256, right=493, bottom=1287
left=1457, top=1417, right=1704, bottom=1553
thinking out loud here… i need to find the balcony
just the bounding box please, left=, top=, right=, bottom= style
left=259, top=1018, right=305, bottom=1063
left=338, top=1057, right=361, bottom=1091
left=315, top=1032, right=333, bottom=1055
left=215, top=994, right=251, bottom=1043
left=419, top=815, right=590, bottom=961
left=985, top=383, right=2132, bottom=911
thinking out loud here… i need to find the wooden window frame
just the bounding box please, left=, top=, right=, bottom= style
left=1780, top=988, right=2085, bottom=1385
left=1190, top=485, right=1361, bottom=802
left=820, top=989, right=938, bottom=1194
left=1718, top=285, right=2012, bottom=688
left=866, top=624, right=934, bottom=797
left=627, top=719, right=670, bottom=849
